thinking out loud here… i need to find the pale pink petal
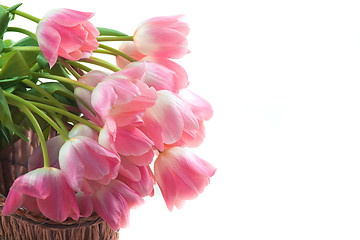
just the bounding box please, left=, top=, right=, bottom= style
left=28, top=135, right=64, bottom=171
left=46, top=9, right=94, bottom=27
left=2, top=190, right=23, bottom=215
left=91, top=78, right=140, bottom=120
left=125, top=149, right=154, bottom=166
left=179, top=89, right=213, bottom=121
left=59, top=140, right=85, bottom=191
left=54, top=24, right=87, bottom=53
left=116, top=42, right=146, bottom=68
left=36, top=168, right=79, bottom=221
left=141, top=57, right=189, bottom=92
left=142, top=91, right=198, bottom=150
left=154, top=147, right=216, bottom=210
left=134, top=27, right=188, bottom=59
left=77, top=192, right=93, bottom=217
left=92, top=184, right=130, bottom=230
left=118, top=157, right=141, bottom=182
left=125, top=61, right=177, bottom=92
left=112, top=127, right=154, bottom=156
left=154, top=160, right=177, bottom=211
left=68, top=124, right=99, bottom=140
left=118, top=165, right=154, bottom=197
left=36, top=22, right=61, bottom=68
left=108, top=180, right=144, bottom=209
left=10, top=168, right=53, bottom=199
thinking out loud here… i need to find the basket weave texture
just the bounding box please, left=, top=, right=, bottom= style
left=0, top=131, right=119, bottom=240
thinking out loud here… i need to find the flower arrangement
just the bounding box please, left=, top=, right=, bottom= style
left=0, top=3, right=215, bottom=231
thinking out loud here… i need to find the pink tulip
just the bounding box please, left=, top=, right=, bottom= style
left=133, top=15, right=189, bottom=59
left=3, top=167, right=79, bottom=222
left=68, top=123, right=99, bottom=140
left=167, top=89, right=213, bottom=148
left=76, top=180, right=143, bottom=230
left=117, top=164, right=154, bottom=197
left=124, top=61, right=188, bottom=94
left=179, top=89, right=213, bottom=121
left=59, top=136, right=121, bottom=192
left=28, top=135, right=64, bottom=171
left=99, top=124, right=154, bottom=166
left=141, top=56, right=189, bottom=93
left=154, top=147, right=216, bottom=211
left=75, top=70, right=109, bottom=126
left=140, top=90, right=199, bottom=151
left=36, top=8, right=99, bottom=68
left=91, top=70, right=157, bottom=127
left=116, top=41, right=145, bottom=68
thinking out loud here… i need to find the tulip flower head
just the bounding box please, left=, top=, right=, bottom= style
left=3, top=167, right=79, bottom=222
left=154, top=147, right=216, bottom=211
left=133, top=15, right=189, bottom=59
left=36, top=8, right=99, bottom=68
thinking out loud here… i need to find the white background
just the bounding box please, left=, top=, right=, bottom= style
left=3, top=0, right=360, bottom=239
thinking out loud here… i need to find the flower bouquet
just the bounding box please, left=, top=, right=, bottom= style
left=0, top=3, right=215, bottom=239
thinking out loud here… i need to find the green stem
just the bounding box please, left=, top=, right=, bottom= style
left=96, top=36, right=134, bottom=42
left=98, top=44, right=136, bottom=62
left=22, top=79, right=67, bottom=111
left=67, top=61, right=93, bottom=72
left=6, top=27, right=37, bottom=40
left=31, top=102, right=102, bottom=132
left=4, top=92, right=69, bottom=140
left=79, top=57, right=121, bottom=72
left=31, top=72, right=94, bottom=91
left=15, top=92, right=77, bottom=112
left=15, top=103, right=50, bottom=167
left=3, top=46, right=40, bottom=52
left=50, top=112, right=69, bottom=136
left=60, top=58, right=81, bottom=80
left=0, top=4, right=41, bottom=23
left=93, top=49, right=117, bottom=56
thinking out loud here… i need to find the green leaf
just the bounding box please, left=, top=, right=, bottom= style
left=36, top=52, right=49, bottom=69
left=0, top=50, right=30, bottom=80
left=0, top=87, right=13, bottom=132
left=3, top=39, right=15, bottom=47
left=0, top=6, right=10, bottom=39
left=0, top=39, right=4, bottom=53
left=12, top=36, right=38, bottom=47
left=97, top=27, right=128, bottom=36
left=0, top=76, right=27, bottom=89
left=6, top=3, right=23, bottom=13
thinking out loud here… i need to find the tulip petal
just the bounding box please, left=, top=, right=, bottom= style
left=46, top=9, right=94, bottom=27
left=36, top=22, right=61, bottom=68
left=2, top=190, right=23, bottom=215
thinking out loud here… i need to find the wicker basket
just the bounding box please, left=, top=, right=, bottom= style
left=0, top=131, right=119, bottom=240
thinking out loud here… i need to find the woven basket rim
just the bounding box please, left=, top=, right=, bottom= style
left=0, top=193, right=105, bottom=230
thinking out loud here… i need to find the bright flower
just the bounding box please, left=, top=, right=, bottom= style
left=168, top=89, right=213, bottom=148
left=124, top=61, right=188, bottom=94
left=76, top=180, right=143, bottom=230
left=3, top=167, right=79, bottom=222
left=117, top=164, right=154, bottom=197
left=91, top=70, right=157, bottom=127
left=141, top=56, right=189, bottom=92
left=36, top=8, right=99, bottom=68
left=140, top=90, right=199, bottom=151
left=116, top=41, right=146, bottom=68
left=116, top=42, right=189, bottom=92
left=75, top=70, right=109, bottom=126
left=28, top=135, right=64, bottom=171
left=133, top=15, right=189, bottom=59
left=154, top=147, right=216, bottom=211
left=59, top=136, right=121, bottom=192
left=99, top=124, right=154, bottom=166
